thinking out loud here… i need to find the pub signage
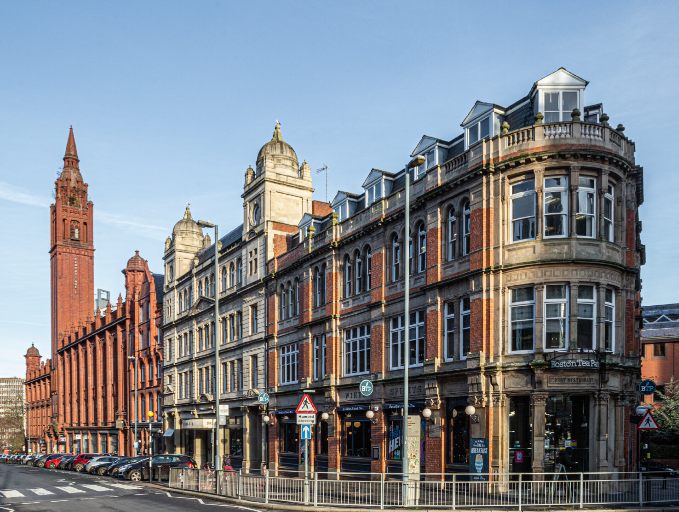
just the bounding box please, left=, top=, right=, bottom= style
left=549, top=359, right=599, bottom=370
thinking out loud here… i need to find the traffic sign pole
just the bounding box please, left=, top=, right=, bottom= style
left=296, top=393, right=317, bottom=505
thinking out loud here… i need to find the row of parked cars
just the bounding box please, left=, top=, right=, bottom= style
left=1, top=452, right=197, bottom=482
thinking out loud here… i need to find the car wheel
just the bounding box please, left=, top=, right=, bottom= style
left=129, top=470, right=142, bottom=482
left=98, top=467, right=108, bottom=476
left=74, top=464, right=84, bottom=472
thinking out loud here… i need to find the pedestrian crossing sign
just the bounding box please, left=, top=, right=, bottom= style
left=295, top=393, right=317, bottom=414
left=638, top=411, right=659, bottom=430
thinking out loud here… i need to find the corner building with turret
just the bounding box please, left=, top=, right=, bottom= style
left=265, top=68, right=645, bottom=476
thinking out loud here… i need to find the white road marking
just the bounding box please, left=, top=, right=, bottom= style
left=107, top=483, right=141, bottom=490
left=0, top=491, right=24, bottom=499
left=28, top=488, right=53, bottom=496
left=80, top=484, right=111, bottom=492
left=55, top=486, right=85, bottom=494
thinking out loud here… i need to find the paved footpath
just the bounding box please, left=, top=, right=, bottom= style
left=0, top=464, right=263, bottom=512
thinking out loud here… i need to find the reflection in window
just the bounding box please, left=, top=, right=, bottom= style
left=544, top=284, right=568, bottom=350
left=604, top=184, right=614, bottom=242
left=343, top=420, right=371, bottom=457
left=511, top=179, right=536, bottom=241
left=576, top=177, right=596, bottom=238
left=510, top=287, right=534, bottom=352
left=576, top=286, right=596, bottom=350
left=544, top=91, right=578, bottom=123
left=544, top=177, right=568, bottom=238
left=604, top=289, right=615, bottom=352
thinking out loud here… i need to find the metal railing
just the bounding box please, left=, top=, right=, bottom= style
left=168, top=468, right=679, bottom=509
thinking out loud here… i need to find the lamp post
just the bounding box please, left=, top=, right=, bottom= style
left=403, top=155, right=425, bottom=493
left=197, top=219, right=220, bottom=473
left=147, top=410, right=155, bottom=481
left=128, top=355, right=139, bottom=455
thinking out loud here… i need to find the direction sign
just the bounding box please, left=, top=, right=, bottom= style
left=359, top=379, right=374, bottom=397
left=258, top=392, right=270, bottom=405
left=296, top=413, right=316, bottom=425
left=638, top=411, right=660, bottom=431
left=639, top=379, right=656, bottom=395
left=296, top=393, right=317, bottom=414
left=301, top=424, right=312, bottom=440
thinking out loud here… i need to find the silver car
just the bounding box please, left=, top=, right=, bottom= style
left=84, top=456, right=119, bottom=474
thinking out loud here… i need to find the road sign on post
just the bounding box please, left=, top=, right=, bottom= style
left=301, top=424, right=312, bottom=440
left=638, top=411, right=659, bottom=430
left=359, top=379, right=374, bottom=397
left=639, top=380, right=656, bottom=395
left=295, top=393, right=316, bottom=505
left=296, top=393, right=317, bottom=414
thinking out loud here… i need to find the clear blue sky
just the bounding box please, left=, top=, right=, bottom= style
left=1, top=1, right=678, bottom=378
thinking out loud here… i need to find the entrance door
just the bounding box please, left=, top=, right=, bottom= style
left=544, top=395, right=589, bottom=472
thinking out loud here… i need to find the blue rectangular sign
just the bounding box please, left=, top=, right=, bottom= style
left=301, top=424, right=312, bottom=440
left=469, top=438, right=488, bottom=481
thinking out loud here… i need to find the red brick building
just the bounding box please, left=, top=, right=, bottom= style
left=641, top=304, right=679, bottom=399
left=265, top=68, right=644, bottom=476
left=25, top=129, right=163, bottom=455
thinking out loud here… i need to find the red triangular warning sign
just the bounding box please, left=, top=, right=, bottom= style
left=638, top=411, right=659, bottom=430
left=295, top=393, right=317, bottom=414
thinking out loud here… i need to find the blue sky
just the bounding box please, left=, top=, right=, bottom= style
left=1, top=1, right=678, bottom=378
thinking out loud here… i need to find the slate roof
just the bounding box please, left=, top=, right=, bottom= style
left=197, top=224, right=244, bottom=264
left=152, top=273, right=164, bottom=299
left=641, top=303, right=679, bottom=341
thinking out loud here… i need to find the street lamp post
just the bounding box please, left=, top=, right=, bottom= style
left=197, top=219, right=220, bottom=474
left=403, top=155, right=425, bottom=496
left=128, top=355, right=139, bottom=456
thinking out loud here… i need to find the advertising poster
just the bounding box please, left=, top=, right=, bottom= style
left=469, top=438, right=488, bottom=481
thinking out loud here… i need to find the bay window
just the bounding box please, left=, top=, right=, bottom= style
left=279, top=343, right=298, bottom=385
left=604, top=289, right=615, bottom=352
left=544, top=177, right=568, bottom=238
left=344, top=325, right=370, bottom=376
left=544, top=284, right=568, bottom=350
left=460, top=298, right=470, bottom=358
left=576, top=285, right=596, bottom=350
left=576, top=176, right=596, bottom=238
left=511, top=179, right=536, bottom=241
left=604, top=184, right=614, bottom=242
left=543, top=91, right=578, bottom=123
left=510, top=287, right=534, bottom=352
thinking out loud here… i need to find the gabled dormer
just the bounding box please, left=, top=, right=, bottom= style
left=409, top=136, right=448, bottom=178
left=530, top=67, right=588, bottom=123
left=331, top=191, right=362, bottom=223
left=298, top=213, right=317, bottom=241
left=461, top=101, right=504, bottom=149
left=362, top=168, right=395, bottom=207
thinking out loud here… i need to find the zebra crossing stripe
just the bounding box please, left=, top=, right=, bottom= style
left=107, top=483, right=142, bottom=490
left=55, top=486, right=85, bottom=494
left=29, top=488, right=54, bottom=496
left=80, top=484, right=111, bottom=492
left=0, top=490, right=25, bottom=498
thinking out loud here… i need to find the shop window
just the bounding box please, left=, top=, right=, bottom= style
left=576, top=177, right=596, bottom=238
left=229, top=429, right=243, bottom=458
left=510, top=287, right=535, bottom=352
left=447, top=407, right=469, bottom=465
left=511, top=179, right=536, bottom=242
left=343, top=419, right=371, bottom=458
left=280, top=423, right=298, bottom=453
left=544, top=284, right=568, bottom=350
left=544, top=177, right=568, bottom=238
left=544, top=395, right=589, bottom=472
left=315, top=420, right=329, bottom=456
left=387, top=418, right=402, bottom=460
left=509, top=397, right=532, bottom=473
left=576, top=285, right=596, bottom=350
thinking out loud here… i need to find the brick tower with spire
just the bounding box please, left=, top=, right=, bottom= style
left=49, top=127, right=94, bottom=362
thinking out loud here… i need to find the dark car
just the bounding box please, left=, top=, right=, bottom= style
left=641, top=461, right=679, bottom=477
left=34, top=454, right=53, bottom=468
left=71, top=453, right=99, bottom=472
left=120, top=454, right=196, bottom=482
left=105, top=457, right=139, bottom=477
left=57, top=455, right=76, bottom=470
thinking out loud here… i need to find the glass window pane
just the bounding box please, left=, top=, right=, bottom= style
left=512, top=287, right=534, bottom=303
left=544, top=92, right=559, bottom=111
left=513, top=194, right=535, bottom=219
left=480, top=117, right=490, bottom=138
left=546, top=285, right=566, bottom=299
left=578, top=286, right=594, bottom=300
left=545, top=191, right=565, bottom=213
left=562, top=91, right=578, bottom=112
left=544, top=112, right=560, bottom=123
left=512, top=179, right=534, bottom=194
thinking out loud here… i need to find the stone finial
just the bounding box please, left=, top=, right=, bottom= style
left=165, top=236, right=172, bottom=251
left=571, top=108, right=581, bottom=122
left=501, top=121, right=510, bottom=134
left=299, top=160, right=310, bottom=178
left=535, top=112, right=544, bottom=124
left=183, top=204, right=193, bottom=220
left=272, top=121, right=283, bottom=142
left=616, top=123, right=625, bottom=133
left=600, top=113, right=610, bottom=126
left=245, top=165, right=255, bottom=185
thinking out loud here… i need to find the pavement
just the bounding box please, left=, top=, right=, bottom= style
left=0, top=463, right=264, bottom=512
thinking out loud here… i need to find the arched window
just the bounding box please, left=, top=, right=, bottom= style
left=279, top=285, right=286, bottom=320
left=237, top=258, right=243, bottom=285
left=229, top=263, right=235, bottom=288
left=364, top=246, right=372, bottom=291
left=417, top=222, right=426, bottom=273
left=344, top=255, right=352, bottom=298
left=320, top=263, right=327, bottom=305
left=287, top=281, right=294, bottom=318
left=70, top=221, right=80, bottom=240
left=462, top=200, right=471, bottom=256
left=446, top=208, right=457, bottom=261
left=221, top=266, right=227, bottom=291
left=204, top=277, right=209, bottom=297
left=391, top=234, right=400, bottom=282
left=312, top=267, right=319, bottom=307
left=294, top=277, right=300, bottom=316
left=198, top=281, right=203, bottom=297
left=210, top=273, right=215, bottom=297
left=179, top=293, right=184, bottom=312
left=354, top=250, right=362, bottom=294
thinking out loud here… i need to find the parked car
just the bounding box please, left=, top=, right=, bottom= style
left=72, top=453, right=99, bottom=472
left=120, top=454, right=196, bottom=482
left=23, top=454, right=37, bottom=465
left=85, top=456, right=119, bottom=475
left=46, top=454, right=72, bottom=469
left=58, top=455, right=76, bottom=470
left=106, top=457, right=141, bottom=477
left=34, top=454, right=53, bottom=468
left=641, top=461, right=679, bottom=477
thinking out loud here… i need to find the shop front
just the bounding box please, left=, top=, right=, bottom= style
left=338, top=405, right=372, bottom=473
left=182, top=417, right=215, bottom=467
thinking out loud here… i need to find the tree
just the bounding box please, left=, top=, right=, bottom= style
left=652, top=378, right=679, bottom=440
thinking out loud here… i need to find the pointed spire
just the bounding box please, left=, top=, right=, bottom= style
left=272, top=121, right=283, bottom=142
left=63, top=126, right=79, bottom=168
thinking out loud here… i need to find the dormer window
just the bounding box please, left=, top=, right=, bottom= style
left=467, top=116, right=491, bottom=146
left=543, top=91, right=579, bottom=123
left=365, top=180, right=383, bottom=207
left=333, top=201, right=349, bottom=222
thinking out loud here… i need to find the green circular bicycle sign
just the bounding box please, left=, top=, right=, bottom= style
left=359, top=380, right=374, bottom=397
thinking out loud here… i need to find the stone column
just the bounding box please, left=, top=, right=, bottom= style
left=242, top=409, right=251, bottom=473
left=531, top=393, right=548, bottom=473
left=614, top=395, right=627, bottom=470
left=491, top=393, right=508, bottom=474
left=569, top=167, right=579, bottom=238
left=596, top=392, right=610, bottom=472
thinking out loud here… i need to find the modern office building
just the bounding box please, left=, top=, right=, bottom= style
left=0, top=377, right=25, bottom=451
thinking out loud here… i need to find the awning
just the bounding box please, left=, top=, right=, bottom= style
left=163, top=429, right=175, bottom=438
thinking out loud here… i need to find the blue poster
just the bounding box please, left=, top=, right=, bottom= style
left=469, top=438, right=488, bottom=481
